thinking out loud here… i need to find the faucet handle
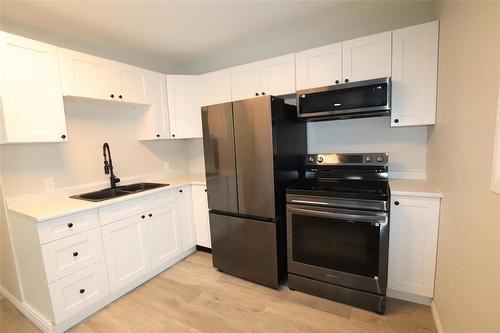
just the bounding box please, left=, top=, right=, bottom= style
left=114, top=177, right=121, bottom=184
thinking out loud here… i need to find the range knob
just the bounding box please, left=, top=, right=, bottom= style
left=377, top=155, right=385, bottom=163
left=365, top=156, right=373, bottom=163
left=308, top=156, right=314, bottom=162
left=316, top=156, right=324, bottom=163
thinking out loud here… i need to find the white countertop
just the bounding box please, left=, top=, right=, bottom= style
left=7, top=174, right=206, bottom=222
left=389, top=179, right=443, bottom=198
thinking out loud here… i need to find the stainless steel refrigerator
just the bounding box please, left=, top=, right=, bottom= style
left=202, top=96, right=307, bottom=288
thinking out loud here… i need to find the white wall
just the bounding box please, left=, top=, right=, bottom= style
left=0, top=100, right=190, bottom=197
left=308, top=117, right=428, bottom=177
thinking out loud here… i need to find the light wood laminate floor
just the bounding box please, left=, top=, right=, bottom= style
left=0, top=252, right=437, bottom=333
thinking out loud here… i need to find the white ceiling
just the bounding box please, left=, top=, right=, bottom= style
left=0, top=1, right=435, bottom=74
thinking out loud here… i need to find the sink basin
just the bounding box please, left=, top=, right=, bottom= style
left=71, top=182, right=169, bottom=202
left=118, top=182, right=168, bottom=193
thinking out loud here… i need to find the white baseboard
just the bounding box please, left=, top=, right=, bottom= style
left=0, top=284, right=53, bottom=333
left=387, top=289, right=432, bottom=305
left=431, top=300, right=444, bottom=333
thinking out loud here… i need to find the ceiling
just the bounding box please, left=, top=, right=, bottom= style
left=0, top=1, right=435, bottom=74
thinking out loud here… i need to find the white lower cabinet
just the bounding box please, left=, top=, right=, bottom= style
left=101, top=215, right=151, bottom=292
left=191, top=184, right=211, bottom=248
left=48, top=262, right=108, bottom=323
left=388, top=195, right=441, bottom=299
left=146, top=202, right=183, bottom=269
left=7, top=185, right=199, bottom=331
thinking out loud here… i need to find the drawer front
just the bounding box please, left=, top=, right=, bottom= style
left=98, top=197, right=142, bottom=225
left=42, top=229, right=103, bottom=283
left=49, top=262, right=109, bottom=324
left=142, top=189, right=176, bottom=211
left=38, top=210, right=99, bottom=244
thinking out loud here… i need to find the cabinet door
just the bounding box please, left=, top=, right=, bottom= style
left=230, top=61, right=263, bottom=100
left=101, top=215, right=151, bottom=292
left=146, top=202, right=183, bottom=269
left=342, top=31, right=391, bottom=82
left=295, top=42, right=342, bottom=90
left=58, top=48, right=114, bottom=101
left=191, top=185, right=211, bottom=248
left=0, top=32, right=67, bottom=143
left=391, top=21, right=439, bottom=127
left=166, top=75, right=202, bottom=139
left=137, top=71, right=170, bottom=140
left=176, top=185, right=196, bottom=250
left=388, top=196, right=440, bottom=297
left=111, top=61, right=149, bottom=105
left=200, top=68, right=232, bottom=106
left=261, top=54, right=295, bottom=96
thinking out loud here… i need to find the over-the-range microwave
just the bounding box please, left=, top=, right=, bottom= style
left=296, top=77, right=391, bottom=121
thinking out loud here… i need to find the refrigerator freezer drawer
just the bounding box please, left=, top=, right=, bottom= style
left=209, top=212, right=279, bottom=288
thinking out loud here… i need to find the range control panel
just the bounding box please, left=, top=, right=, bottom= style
left=305, top=153, right=389, bottom=166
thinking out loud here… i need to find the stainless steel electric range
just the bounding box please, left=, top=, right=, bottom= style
left=286, top=153, right=390, bottom=314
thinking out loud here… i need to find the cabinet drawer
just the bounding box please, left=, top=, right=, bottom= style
left=42, top=229, right=103, bottom=283
left=142, top=189, right=176, bottom=211
left=98, top=197, right=142, bottom=225
left=49, top=262, right=109, bottom=324
left=37, top=210, right=98, bottom=244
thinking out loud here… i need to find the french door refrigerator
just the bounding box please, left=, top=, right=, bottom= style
left=202, top=96, right=307, bottom=288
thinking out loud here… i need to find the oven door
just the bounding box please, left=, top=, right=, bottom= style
left=286, top=204, right=389, bottom=295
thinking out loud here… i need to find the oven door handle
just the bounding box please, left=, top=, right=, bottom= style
left=288, top=206, right=388, bottom=223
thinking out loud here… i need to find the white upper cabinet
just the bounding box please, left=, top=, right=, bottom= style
left=0, top=32, right=67, bottom=144
left=391, top=21, right=439, bottom=127
left=230, top=54, right=295, bottom=100
left=59, top=48, right=114, bottom=101
left=166, top=75, right=202, bottom=139
left=111, top=61, right=149, bottom=104
left=388, top=195, right=440, bottom=298
left=200, top=68, right=232, bottom=106
left=342, top=31, right=392, bottom=83
left=261, top=54, right=295, bottom=96
left=295, top=42, right=342, bottom=90
left=59, top=49, right=149, bottom=105
left=230, top=61, right=263, bottom=101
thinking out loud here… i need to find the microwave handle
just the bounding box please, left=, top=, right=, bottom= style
left=288, top=206, right=387, bottom=224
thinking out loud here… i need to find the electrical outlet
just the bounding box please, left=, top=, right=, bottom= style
left=163, top=162, right=170, bottom=172
left=43, top=177, right=55, bottom=191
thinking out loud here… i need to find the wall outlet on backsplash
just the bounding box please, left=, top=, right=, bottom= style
left=163, top=162, right=170, bottom=173
left=43, top=177, right=55, bottom=191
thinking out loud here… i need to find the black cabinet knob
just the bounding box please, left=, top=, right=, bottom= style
left=110, top=94, right=114, bottom=98
left=67, top=223, right=74, bottom=228
left=61, top=134, right=66, bottom=139
left=79, top=289, right=85, bottom=294
left=335, top=80, right=340, bottom=84
left=394, top=201, right=400, bottom=206
left=118, top=95, right=123, bottom=99
left=156, top=134, right=160, bottom=138
left=179, top=189, right=183, bottom=193
left=262, top=92, right=265, bottom=95
left=73, top=252, right=78, bottom=257
left=394, top=119, right=399, bottom=124
left=255, top=93, right=259, bottom=96
left=344, top=79, right=349, bottom=83
left=204, top=189, right=207, bottom=192
left=141, top=215, right=145, bottom=219
left=172, top=134, right=176, bottom=138
left=148, top=213, right=152, bottom=217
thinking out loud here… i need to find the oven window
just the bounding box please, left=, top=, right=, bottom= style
left=292, top=213, right=380, bottom=278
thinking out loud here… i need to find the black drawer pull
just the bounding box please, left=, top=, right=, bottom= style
left=79, top=289, right=85, bottom=294
left=148, top=213, right=152, bottom=217
left=179, top=189, right=183, bottom=193
left=67, top=223, right=74, bottom=228
left=141, top=215, right=145, bottom=219
left=73, top=252, right=78, bottom=257
left=394, top=201, right=400, bottom=206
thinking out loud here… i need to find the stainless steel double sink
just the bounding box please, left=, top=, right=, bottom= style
left=71, top=182, right=169, bottom=202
